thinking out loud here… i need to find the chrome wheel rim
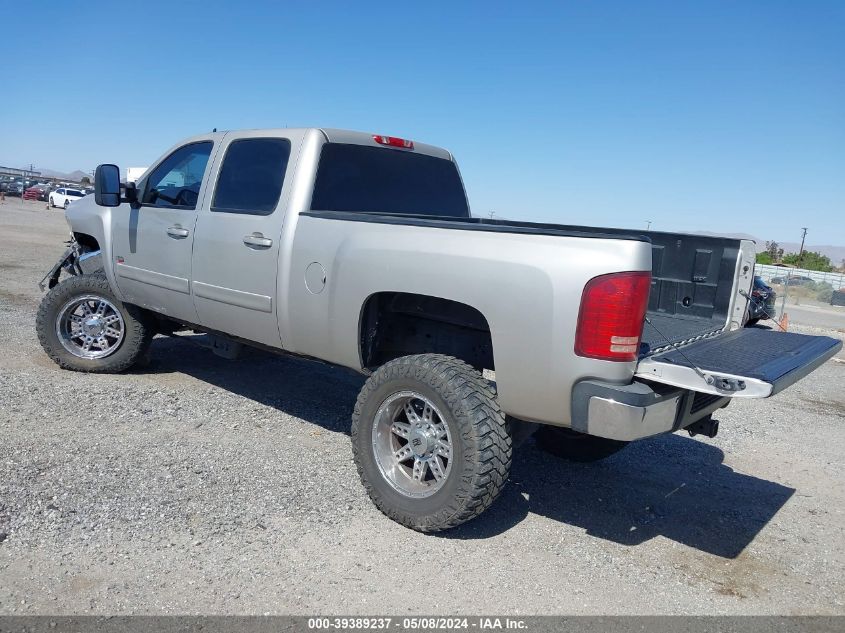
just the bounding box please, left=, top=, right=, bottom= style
left=372, top=391, right=453, bottom=498
left=55, top=294, right=125, bottom=359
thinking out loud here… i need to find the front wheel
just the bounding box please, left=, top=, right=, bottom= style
left=36, top=274, right=153, bottom=373
left=49, top=196, right=55, bottom=207
left=352, top=354, right=512, bottom=532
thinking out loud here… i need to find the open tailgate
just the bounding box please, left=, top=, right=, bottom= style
left=636, top=328, right=841, bottom=398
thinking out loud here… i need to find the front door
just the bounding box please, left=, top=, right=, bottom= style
left=110, top=138, right=219, bottom=322
left=190, top=131, right=300, bottom=348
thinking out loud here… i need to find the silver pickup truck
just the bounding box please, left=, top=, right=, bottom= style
left=36, top=128, right=841, bottom=532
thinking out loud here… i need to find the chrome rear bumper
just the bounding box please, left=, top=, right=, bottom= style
left=571, top=379, right=729, bottom=442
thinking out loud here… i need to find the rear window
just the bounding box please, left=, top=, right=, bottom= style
left=310, top=143, right=469, bottom=217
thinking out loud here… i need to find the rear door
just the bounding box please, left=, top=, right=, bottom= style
left=190, top=130, right=302, bottom=348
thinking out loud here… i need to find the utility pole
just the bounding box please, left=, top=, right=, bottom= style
left=488, top=211, right=495, bottom=220
left=798, top=227, right=808, bottom=266
left=645, top=220, right=652, bottom=230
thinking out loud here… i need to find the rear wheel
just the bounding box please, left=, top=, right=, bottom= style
left=63, top=199, right=70, bottom=209
left=352, top=354, right=511, bottom=532
left=49, top=196, right=55, bottom=207
left=36, top=274, right=152, bottom=373
left=535, top=426, right=629, bottom=462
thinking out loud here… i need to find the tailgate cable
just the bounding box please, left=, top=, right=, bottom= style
left=644, top=316, right=717, bottom=387
left=738, top=290, right=787, bottom=332
left=644, top=316, right=747, bottom=392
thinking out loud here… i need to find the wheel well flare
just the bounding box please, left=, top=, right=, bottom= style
left=359, top=292, right=494, bottom=372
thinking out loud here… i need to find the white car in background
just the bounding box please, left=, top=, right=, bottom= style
left=49, top=187, right=86, bottom=209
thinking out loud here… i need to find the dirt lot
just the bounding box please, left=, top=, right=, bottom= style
left=1, top=197, right=844, bottom=615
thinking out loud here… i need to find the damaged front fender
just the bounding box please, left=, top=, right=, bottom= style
left=38, top=241, right=81, bottom=291
left=38, top=239, right=103, bottom=292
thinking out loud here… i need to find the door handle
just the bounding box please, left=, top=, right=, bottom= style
left=243, top=233, right=273, bottom=249
left=166, top=226, right=189, bottom=239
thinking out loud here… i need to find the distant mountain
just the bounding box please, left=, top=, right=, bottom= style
left=692, top=230, right=845, bottom=265
left=32, top=167, right=67, bottom=178
left=66, top=170, right=90, bottom=181
left=32, top=167, right=90, bottom=182
left=776, top=243, right=845, bottom=267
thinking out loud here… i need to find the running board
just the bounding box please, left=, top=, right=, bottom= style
left=636, top=328, right=841, bottom=398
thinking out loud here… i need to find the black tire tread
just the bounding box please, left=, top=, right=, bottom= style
left=352, top=354, right=511, bottom=532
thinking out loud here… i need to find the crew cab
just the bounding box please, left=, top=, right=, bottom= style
left=35, top=128, right=841, bottom=531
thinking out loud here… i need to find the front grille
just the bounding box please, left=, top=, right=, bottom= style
left=690, top=392, right=723, bottom=414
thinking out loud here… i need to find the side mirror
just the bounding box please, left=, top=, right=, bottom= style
left=94, top=164, right=121, bottom=207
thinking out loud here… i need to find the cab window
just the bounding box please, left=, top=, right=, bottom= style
left=211, top=138, right=291, bottom=215
left=142, top=141, right=213, bottom=209
left=310, top=143, right=469, bottom=217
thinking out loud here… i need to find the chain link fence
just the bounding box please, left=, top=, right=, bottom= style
left=754, top=264, right=845, bottom=308
left=754, top=264, right=845, bottom=288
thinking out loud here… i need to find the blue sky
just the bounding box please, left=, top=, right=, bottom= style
left=2, top=1, right=843, bottom=244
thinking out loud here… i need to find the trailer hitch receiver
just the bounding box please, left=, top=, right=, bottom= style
left=686, top=416, right=719, bottom=438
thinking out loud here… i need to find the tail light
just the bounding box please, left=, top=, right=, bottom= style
left=574, top=271, right=651, bottom=362
left=373, top=135, right=414, bottom=149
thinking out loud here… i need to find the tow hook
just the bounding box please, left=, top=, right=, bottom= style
left=687, top=416, right=719, bottom=438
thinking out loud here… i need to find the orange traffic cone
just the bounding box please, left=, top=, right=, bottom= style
left=778, top=312, right=789, bottom=331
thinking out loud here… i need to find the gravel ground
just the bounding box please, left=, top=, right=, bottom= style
left=1, top=198, right=843, bottom=615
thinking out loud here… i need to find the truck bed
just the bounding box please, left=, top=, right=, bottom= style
left=301, top=210, right=654, bottom=243
left=639, top=230, right=743, bottom=354
left=303, top=211, right=747, bottom=356
left=641, top=313, right=724, bottom=352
